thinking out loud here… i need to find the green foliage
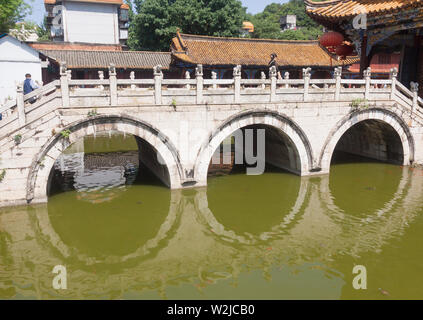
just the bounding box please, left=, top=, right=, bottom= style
left=14, top=134, right=22, bottom=144
left=60, top=129, right=71, bottom=139
left=38, top=156, right=45, bottom=169
left=128, top=0, right=247, bottom=51
left=249, top=0, right=323, bottom=40
left=0, top=0, right=32, bottom=34
left=88, top=109, right=98, bottom=117
left=36, top=16, right=50, bottom=41
left=351, top=98, right=370, bottom=109
left=0, top=169, right=5, bottom=183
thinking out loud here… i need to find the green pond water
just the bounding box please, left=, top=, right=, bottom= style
left=1, top=134, right=423, bottom=300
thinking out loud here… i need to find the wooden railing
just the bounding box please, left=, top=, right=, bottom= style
left=0, top=64, right=421, bottom=133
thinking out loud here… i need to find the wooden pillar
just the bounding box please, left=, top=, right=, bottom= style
left=359, top=35, right=369, bottom=78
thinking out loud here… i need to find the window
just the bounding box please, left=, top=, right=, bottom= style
left=119, top=9, right=129, bottom=22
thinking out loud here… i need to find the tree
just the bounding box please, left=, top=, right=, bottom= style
left=0, top=0, right=31, bottom=34
left=128, top=0, right=247, bottom=51
left=36, top=16, right=50, bottom=41
left=250, top=0, right=323, bottom=41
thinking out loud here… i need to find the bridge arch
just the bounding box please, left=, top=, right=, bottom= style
left=194, top=109, right=314, bottom=184
left=26, top=115, right=183, bottom=203
left=320, top=108, right=415, bottom=172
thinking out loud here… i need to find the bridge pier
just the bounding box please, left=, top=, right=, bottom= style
left=135, top=136, right=172, bottom=188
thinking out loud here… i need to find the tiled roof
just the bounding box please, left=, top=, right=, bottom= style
left=40, top=50, right=172, bottom=69
left=171, top=32, right=358, bottom=67
left=305, top=0, right=422, bottom=20
left=45, top=0, right=124, bottom=4
left=28, top=42, right=123, bottom=52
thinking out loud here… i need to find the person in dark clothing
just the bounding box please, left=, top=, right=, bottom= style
left=23, top=73, right=39, bottom=103
left=268, top=53, right=278, bottom=70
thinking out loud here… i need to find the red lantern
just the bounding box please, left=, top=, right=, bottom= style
left=319, top=31, right=344, bottom=48
left=335, top=44, right=354, bottom=57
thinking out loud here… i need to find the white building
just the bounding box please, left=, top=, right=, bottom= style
left=280, top=15, right=297, bottom=31
left=45, top=0, right=129, bottom=45
left=0, top=35, right=43, bottom=106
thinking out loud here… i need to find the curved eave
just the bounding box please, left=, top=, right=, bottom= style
left=306, top=0, right=423, bottom=21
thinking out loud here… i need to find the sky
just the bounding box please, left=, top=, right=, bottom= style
left=26, top=0, right=287, bottom=24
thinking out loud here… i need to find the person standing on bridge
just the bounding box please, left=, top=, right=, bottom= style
left=268, top=53, right=278, bottom=70
left=23, top=73, right=39, bottom=103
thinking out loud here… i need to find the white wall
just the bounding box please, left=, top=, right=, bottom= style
left=0, top=36, right=42, bottom=106
left=64, top=1, right=119, bottom=44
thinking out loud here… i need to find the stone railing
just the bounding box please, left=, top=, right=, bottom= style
left=0, top=80, right=61, bottom=128
left=1, top=63, right=422, bottom=132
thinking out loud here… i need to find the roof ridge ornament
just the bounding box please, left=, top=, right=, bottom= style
left=176, top=28, right=188, bottom=51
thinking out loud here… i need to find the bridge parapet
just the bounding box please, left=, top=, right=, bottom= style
left=1, top=64, right=423, bottom=137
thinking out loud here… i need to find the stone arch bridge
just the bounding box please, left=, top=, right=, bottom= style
left=0, top=64, right=423, bottom=207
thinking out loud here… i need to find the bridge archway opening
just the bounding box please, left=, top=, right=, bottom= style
left=331, top=119, right=404, bottom=166
left=207, top=124, right=302, bottom=178
left=47, top=132, right=172, bottom=198
left=28, top=116, right=183, bottom=204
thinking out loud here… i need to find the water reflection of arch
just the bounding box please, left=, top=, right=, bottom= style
left=31, top=190, right=183, bottom=267
left=194, top=178, right=311, bottom=245
left=254, top=165, right=423, bottom=264
left=305, top=166, right=423, bottom=258
left=318, top=166, right=411, bottom=222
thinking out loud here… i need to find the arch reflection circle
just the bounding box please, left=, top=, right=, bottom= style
left=33, top=130, right=182, bottom=267
left=196, top=173, right=309, bottom=245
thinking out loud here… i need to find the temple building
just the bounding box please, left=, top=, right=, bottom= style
left=306, top=0, right=423, bottom=96
left=171, top=32, right=358, bottom=79
left=346, top=52, right=401, bottom=79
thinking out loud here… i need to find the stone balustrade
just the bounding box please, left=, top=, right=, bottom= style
left=0, top=63, right=422, bottom=133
